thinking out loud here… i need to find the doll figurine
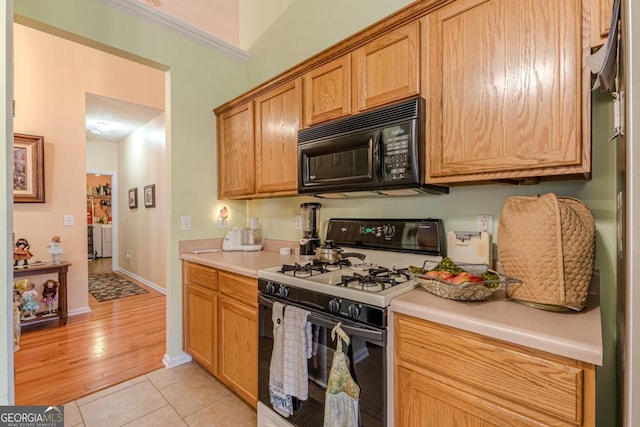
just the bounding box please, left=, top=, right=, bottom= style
left=13, top=290, right=22, bottom=351
left=13, top=238, right=33, bottom=267
left=41, top=279, right=59, bottom=315
left=47, top=235, right=64, bottom=264
left=20, top=282, right=40, bottom=320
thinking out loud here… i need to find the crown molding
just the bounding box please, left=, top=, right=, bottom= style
left=97, top=0, right=248, bottom=61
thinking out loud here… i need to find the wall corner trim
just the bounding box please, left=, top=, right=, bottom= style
left=97, top=0, right=249, bottom=61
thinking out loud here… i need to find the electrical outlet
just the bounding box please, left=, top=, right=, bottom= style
left=125, top=249, right=131, bottom=259
left=181, top=215, right=192, bottom=231
left=476, top=214, right=494, bottom=235
left=295, top=215, right=303, bottom=231
left=63, top=215, right=74, bottom=226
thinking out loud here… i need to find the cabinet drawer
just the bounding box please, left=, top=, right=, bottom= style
left=395, top=314, right=592, bottom=425
left=183, top=261, right=218, bottom=291
left=219, top=271, right=257, bottom=307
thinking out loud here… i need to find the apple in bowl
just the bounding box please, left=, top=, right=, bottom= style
left=447, top=273, right=484, bottom=285
left=424, top=270, right=454, bottom=280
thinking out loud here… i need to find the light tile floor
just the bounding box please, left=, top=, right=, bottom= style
left=64, top=362, right=256, bottom=427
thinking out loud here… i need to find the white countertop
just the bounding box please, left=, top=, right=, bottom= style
left=390, top=288, right=603, bottom=365
left=180, top=250, right=301, bottom=278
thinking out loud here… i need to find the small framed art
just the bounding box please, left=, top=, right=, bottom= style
left=128, top=187, right=138, bottom=209
left=13, top=133, right=45, bottom=203
left=144, top=184, right=156, bottom=208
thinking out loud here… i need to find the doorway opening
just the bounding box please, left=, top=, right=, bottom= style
left=87, top=173, right=114, bottom=274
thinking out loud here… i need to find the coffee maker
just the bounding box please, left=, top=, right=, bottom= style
left=299, top=202, right=321, bottom=257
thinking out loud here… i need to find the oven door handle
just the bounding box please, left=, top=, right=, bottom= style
left=259, top=294, right=385, bottom=344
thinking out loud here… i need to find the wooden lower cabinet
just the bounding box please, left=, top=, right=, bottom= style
left=218, top=295, right=258, bottom=406
left=183, top=262, right=218, bottom=374
left=182, top=262, right=258, bottom=408
left=394, top=313, right=596, bottom=426
left=184, top=283, right=218, bottom=374
left=218, top=271, right=258, bottom=408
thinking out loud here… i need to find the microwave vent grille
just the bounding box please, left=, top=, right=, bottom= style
left=298, top=96, right=422, bottom=143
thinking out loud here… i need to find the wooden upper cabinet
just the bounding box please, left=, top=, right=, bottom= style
left=303, top=56, right=352, bottom=127
left=591, top=0, right=613, bottom=47
left=217, top=102, right=255, bottom=198
left=254, top=79, right=302, bottom=195
left=425, top=0, right=588, bottom=184
left=353, top=21, right=420, bottom=112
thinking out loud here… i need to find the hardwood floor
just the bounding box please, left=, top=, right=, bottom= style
left=14, top=269, right=166, bottom=406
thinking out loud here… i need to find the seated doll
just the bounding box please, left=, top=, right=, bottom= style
left=41, top=279, right=59, bottom=315
left=20, top=282, right=40, bottom=320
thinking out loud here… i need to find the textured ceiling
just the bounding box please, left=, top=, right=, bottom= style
left=85, top=93, right=163, bottom=143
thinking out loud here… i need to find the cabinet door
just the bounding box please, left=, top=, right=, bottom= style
left=591, top=0, right=613, bottom=47
left=184, top=283, right=217, bottom=375
left=303, top=56, right=352, bottom=127
left=395, top=314, right=596, bottom=426
left=353, top=21, right=419, bottom=112
left=254, top=79, right=302, bottom=195
left=217, top=102, right=254, bottom=198
left=426, top=0, right=588, bottom=184
left=218, top=295, right=258, bottom=407
left=396, top=366, right=540, bottom=427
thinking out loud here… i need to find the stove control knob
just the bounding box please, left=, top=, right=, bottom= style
left=328, top=298, right=341, bottom=313
left=347, top=304, right=361, bottom=319
left=384, top=225, right=395, bottom=237
left=265, top=282, right=277, bottom=295
left=278, top=286, right=290, bottom=298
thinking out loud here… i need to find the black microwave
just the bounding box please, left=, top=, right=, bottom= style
left=297, top=96, right=448, bottom=197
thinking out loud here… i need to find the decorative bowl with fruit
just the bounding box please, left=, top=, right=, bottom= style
left=408, top=257, right=520, bottom=302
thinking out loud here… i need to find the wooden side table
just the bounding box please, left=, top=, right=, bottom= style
left=14, top=261, right=71, bottom=327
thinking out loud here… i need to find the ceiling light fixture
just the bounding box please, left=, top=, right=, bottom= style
left=96, top=122, right=112, bottom=132
left=139, top=0, right=161, bottom=6
left=90, top=129, right=101, bottom=135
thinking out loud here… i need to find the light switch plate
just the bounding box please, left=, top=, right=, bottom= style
left=181, top=215, right=192, bottom=231
left=64, top=215, right=74, bottom=226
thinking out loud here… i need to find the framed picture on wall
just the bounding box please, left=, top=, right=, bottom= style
left=128, top=187, right=138, bottom=209
left=144, top=184, right=156, bottom=208
left=13, top=133, right=45, bottom=203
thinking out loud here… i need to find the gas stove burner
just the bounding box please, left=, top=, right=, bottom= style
left=281, top=262, right=325, bottom=278
left=388, top=267, right=411, bottom=282
left=310, top=258, right=351, bottom=271
left=333, top=266, right=414, bottom=292
left=337, top=268, right=397, bottom=291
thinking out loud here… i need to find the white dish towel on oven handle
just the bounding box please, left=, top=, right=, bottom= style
left=269, top=302, right=293, bottom=417
left=324, top=323, right=360, bottom=427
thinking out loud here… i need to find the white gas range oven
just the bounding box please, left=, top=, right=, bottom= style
left=257, top=218, right=445, bottom=427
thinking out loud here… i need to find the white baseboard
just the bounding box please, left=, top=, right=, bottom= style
left=163, top=352, right=192, bottom=369
left=68, top=306, right=92, bottom=316
left=114, top=268, right=166, bottom=295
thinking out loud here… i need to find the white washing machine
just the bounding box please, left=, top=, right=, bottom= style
left=93, top=223, right=113, bottom=258
left=101, top=224, right=112, bottom=257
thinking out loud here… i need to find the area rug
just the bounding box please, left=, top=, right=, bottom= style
left=88, top=272, right=148, bottom=302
